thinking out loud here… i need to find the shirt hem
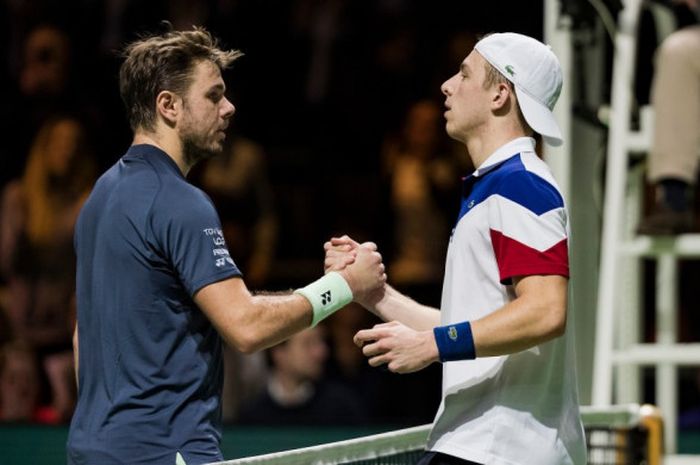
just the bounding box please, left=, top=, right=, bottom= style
left=189, top=270, right=242, bottom=297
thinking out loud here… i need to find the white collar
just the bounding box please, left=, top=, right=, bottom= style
left=472, top=137, right=536, bottom=177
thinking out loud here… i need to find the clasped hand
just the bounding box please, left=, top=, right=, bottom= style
left=324, top=235, right=439, bottom=374
left=326, top=235, right=386, bottom=305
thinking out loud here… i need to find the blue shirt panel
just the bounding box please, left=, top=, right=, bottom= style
left=457, top=153, right=565, bottom=223
left=67, top=145, right=241, bottom=465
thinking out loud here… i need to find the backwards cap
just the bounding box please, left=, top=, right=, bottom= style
left=474, top=32, right=563, bottom=146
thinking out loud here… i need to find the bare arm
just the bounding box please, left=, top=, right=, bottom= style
left=471, top=274, right=567, bottom=356
left=195, top=244, right=386, bottom=353
left=194, top=277, right=311, bottom=353
left=365, top=284, right=440, bottom=330
left=324, top=236, right=440, bottom=330
left=355, top=273, right=568, bottom=373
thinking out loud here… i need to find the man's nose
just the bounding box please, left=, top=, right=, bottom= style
left=222, top=97, right=235, bottom=118
left=441, top=76, right=454, bottom=97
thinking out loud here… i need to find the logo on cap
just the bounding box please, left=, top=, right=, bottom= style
left=505, top=65, right=516, bottom=77
left=546, top=82, right=563, bottom=109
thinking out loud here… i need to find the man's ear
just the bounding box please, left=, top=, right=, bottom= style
left=155, top=90, right=180, bottom=127
left=491, top=82, right=512, bottom=111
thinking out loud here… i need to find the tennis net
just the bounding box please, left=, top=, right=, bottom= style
left=209, top=404, right=662, bottom=465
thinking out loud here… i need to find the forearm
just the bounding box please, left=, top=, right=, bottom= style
left=471, top=285, right=567, bottom=357
left=201, top=287, right=312, bottom=354
left=370, top=285, right=441, bottom=330
left=200, top=244, right=384, bottom=353
left=240, top=293, right=312, bottom=351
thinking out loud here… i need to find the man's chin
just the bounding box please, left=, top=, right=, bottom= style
left=183, top=140, right=222, bottom=166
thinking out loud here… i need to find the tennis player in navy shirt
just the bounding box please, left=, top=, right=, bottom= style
left=67, top=27, right=386, bottom=465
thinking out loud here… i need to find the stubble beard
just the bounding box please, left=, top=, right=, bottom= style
left=181, top=131, right=223, bottom=167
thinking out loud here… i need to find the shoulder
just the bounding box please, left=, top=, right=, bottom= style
left=493, top=154, right=564, bottom=215
left=88, top=157, right=162, bottom=217
left=147, top=174, right=223, bottom=245
left=154, top=175, right=216, bottom=219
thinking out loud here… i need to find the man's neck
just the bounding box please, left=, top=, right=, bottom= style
left=132, top=131, right=189, bottom=176
left=465, top=126, right=529, bottom=169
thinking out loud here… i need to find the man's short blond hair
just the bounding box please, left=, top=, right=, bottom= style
left=119, top=26, right=243, bottom=132
left=482, top=61, right=532, bottom=135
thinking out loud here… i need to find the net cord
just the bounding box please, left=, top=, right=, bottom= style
left=207, top=404, right=643, bottom=465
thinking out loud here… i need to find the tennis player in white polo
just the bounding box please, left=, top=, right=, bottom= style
left=327, top=32, right=586, bottom=465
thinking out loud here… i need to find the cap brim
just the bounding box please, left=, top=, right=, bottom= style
left=515, top=86, right=563, bottom=147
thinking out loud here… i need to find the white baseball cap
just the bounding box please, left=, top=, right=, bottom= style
left=474, top=32, right=564, bottom=146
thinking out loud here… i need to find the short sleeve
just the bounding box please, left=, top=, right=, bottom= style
left=488, top=171, right=569, bottom=284
left=152, top=188, right=241, bottom=296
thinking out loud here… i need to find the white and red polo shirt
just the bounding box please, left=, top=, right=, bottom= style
left=426, top=137, right=586, bottom=465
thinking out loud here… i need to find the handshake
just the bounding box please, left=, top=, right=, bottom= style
left=321, top=235, right=440, bottom=374
left=323, top=235, right=387, bottom=308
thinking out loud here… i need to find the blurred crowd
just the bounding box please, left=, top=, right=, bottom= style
left=0, top=0, right=543, bottom=427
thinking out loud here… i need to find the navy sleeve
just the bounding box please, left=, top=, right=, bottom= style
left=152, top=187, right=241, bottom=296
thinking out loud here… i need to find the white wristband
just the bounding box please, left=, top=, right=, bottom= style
left=294, top=272, right=353, bottom=327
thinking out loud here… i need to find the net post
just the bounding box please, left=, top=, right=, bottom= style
left=639, top=404, right=664, bottom=465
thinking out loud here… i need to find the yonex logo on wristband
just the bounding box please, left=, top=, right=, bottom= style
left=295, top=272, right=353, bottom=327
left=448, top=326, right=458, bottom=341
left=321, top=290, right=332, bottom=305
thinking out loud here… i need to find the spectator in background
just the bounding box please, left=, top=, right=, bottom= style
left=638, top=0, right=700, bottom=234
left=238, top=325, right=368, bottom=426
left=18, top=24, right=71, bottom=99
left=195, top=134, right=279, bottom=422
left=0, top=340, right=58, bottom=423
left=0, top=116, right=96, bottom=422
left=324, top=302, right=441, bottom=426
left=381, top=99, right=461, bottom=305
left=1, top=24, right=75, bottom=188
left=197, top=135, right=278, bottom=289
left=325, top=303, right=378, bottom=385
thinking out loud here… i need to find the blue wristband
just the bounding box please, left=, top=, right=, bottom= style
left=433, top=322, right=476, bottom=362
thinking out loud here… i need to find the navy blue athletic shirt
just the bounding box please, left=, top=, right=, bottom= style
left=67, top=144, right=241, bottom=465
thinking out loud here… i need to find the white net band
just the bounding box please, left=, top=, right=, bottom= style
left=209, top=404, right=655, bottom=465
